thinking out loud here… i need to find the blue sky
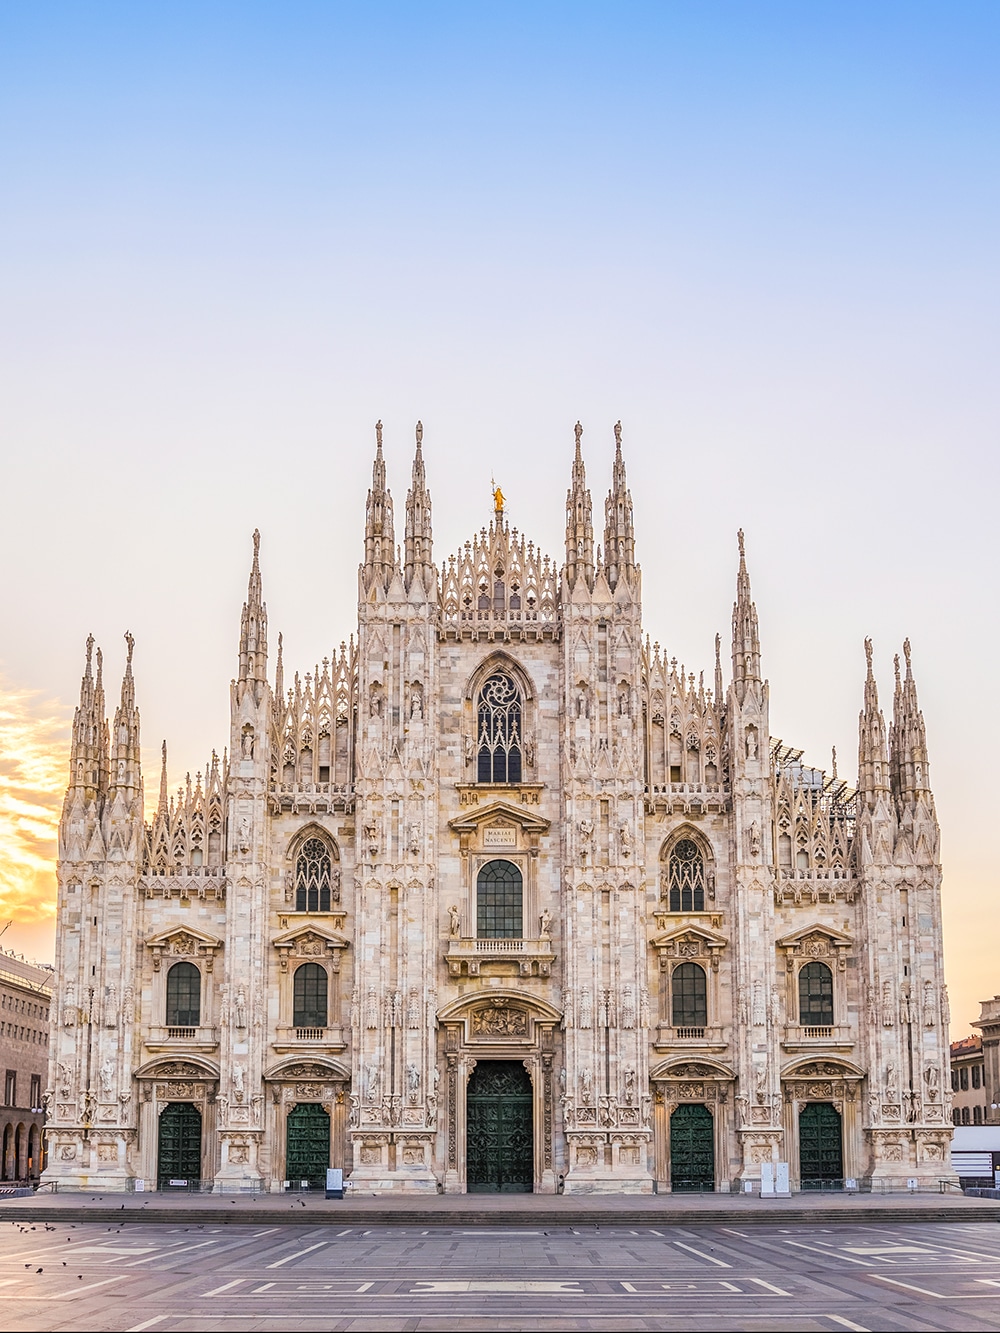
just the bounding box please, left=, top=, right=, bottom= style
left=0, top=2, right=997, bottom=1020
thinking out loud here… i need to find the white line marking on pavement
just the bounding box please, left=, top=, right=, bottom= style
left=750, top=1278, right=792, bottom=1296
left=783, top=1241, right=873, bottom=1267
left=410, top=1281, right=585, bottom=1293
left=827, top=1318, right=869, bottom=1332
left=126, top=1318, right=167, bottom=1332
left=335, top=1229, right=353, bottom=1236
left=266, top=1241, right=328, bottom=1268
left=870, top=1274, right=1000, bottom=1301
left=720, top=1228, right=750, bottom=1238
left=46, top=1275, right=129, bottom=1300
left=356, top=1281, right=373, bottom=1292
left=458, top=1230, right=543, bottom=1235
left=648, top=1229, right=665, bottom=1237
left=252, top=1227, right=279, bottom=1238
left=621, top=1281, right=638, bottom=1292
left=978, top=1279, right=1000, bottom=1288
left=202, top=1278, right=246, bottom=1297
left=0, top=1279, right=20, bottom=1288
left=673, top=1241, right=731, bottom=1267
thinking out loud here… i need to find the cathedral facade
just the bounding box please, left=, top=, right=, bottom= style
left=44, top=423, right=955, bottom=1194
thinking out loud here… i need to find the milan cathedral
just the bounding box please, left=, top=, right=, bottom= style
left=44, top=422, right=955, bottom=1193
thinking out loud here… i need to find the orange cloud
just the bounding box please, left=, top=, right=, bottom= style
left=0, top=679, right=70, bottom=926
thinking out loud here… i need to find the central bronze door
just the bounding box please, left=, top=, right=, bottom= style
left=466, top=1061, right=533, bottom=1193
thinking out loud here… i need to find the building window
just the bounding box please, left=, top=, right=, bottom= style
left=29, top=1075, right=41, bottom=1110
left=798, top=961, right=834, bottom=1027
left=4, top=1071, right=15, bottom=1106
left=476, top=859, right=523, bottom=939
left=165, top=962, right=201, bottom=1027
left=295, top=837, right=334, bottom=912
left=953, top=1109, right=961, bottom=1125
left=974, top=1105, right=983, bottom=1124
left=667, top=839, right=706, bottom=912
left=961, top=1068, right=969, bottom=1091
left=671, top=962, right=708, bottom=1028
left=973, top=1065, right=982, bottom=1089
left=292, top=963, right=328, bottom=1029
left=952, top=1069, right=959, bottom=1092
left=476, top=671, right=523, bottom=784
left=962, top=1106, right=971, bottom=1124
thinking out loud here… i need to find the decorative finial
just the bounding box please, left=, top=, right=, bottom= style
left=737, top=529, right=745, bottom=561
left=574, top=421, right=583, bottom=448
left=865, top=637, right=873, bottom=673
left=903, top=637, right=912, bottom=676
left=95, top=646, right=103, bottom=685
left=491, top=475, right=505, bottom=518
left=85, top=634, right=94, bottom=671
left=375, top=419, right=383, bottom=450
left=124, top=631, right=134, bottom=666
left=894, top=652, right=901, bottom=686
left=415, top=420, right=423, bottom=446
left=715, top=633, right=721, bottom=665
left=831, top=745, right=838, bottom=779
left=614, top=420, right=622, bottom=449
left=252, top=528, right=260, bottom=558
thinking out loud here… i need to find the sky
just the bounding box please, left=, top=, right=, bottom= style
left=0, top=2, right=997, bottom=1031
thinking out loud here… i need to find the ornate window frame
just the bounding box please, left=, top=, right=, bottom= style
left=463, top=654, right=537, bottom=787
left=283, top=824, right=341, bottom=911
left=776, top=925, right=854, bottom=1051
left=658, top=826, right=716, bottom=909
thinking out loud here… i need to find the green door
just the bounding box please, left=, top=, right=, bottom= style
left=157, top=1103, right=202, bottom=1188
left=467, top=1061, right=534, bottom=1193
left=286, top=1103, right=331, bottom=1188
left=799, top=1102, right=843, bottom=1188
left=670, top=1103, right=715, bottom=1192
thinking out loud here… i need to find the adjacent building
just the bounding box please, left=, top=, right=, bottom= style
left=43, top=423, right=955, bottom=1193
left=0, top=950, right=52, bottom=1183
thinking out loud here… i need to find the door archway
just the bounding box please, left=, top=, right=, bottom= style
left=798, top=1102, right=843, bottom=1188
left=466, top=1062, right=533, bottom=1193
left=669, top=1103, right=715, bottom=1192
left=157, top=1103, right=202, bottom=1188
left=286, top=1104, right=331, bottom=1188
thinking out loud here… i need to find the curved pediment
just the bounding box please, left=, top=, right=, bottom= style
left=134, top=1055, right=220, bottom=1081
left=651, top=1057, right=735, bottom=1081
left=263, top=1057, right=350, bottom=1082
left=437, top=988, right=562, bottom=1024
left=780, top=1056, right=865, bottom=1080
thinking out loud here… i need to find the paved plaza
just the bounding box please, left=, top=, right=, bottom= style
left=5, top=1214, right=1000, bottom=1331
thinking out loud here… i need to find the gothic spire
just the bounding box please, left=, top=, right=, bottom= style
left=65, top=633, right=109, bottom=805
left=603, top=421, right=635, bottom=591
left=714, top=632, right=724, bottom=706
left=238, top=528, right=268, bottom=689
left=157, top=740, right=169, bottom=817
left=564, top=421, right=594, bottom=592
left=730, top=530, right=761, bottom=704
left=890, top=638, right=933, bottom=810
left=109, top=632, right=142, bottom=798
left=363, top=420, right=396, bottom=592
left=404, top=420, right=433, bottom=593
left=857, top=637, right=890, bottom=807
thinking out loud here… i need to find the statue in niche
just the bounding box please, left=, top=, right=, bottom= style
left=234, top=986, right=247, bottom=1030
left=619, top=823, right=632, bottom=858
left=241, top=727, right=254, bottom=759
left=580, top=1067, right=594, bottom=1104
left=623, top=1068, right=636, bottom=1105
left=365, top=1062, right=380, bottom=1102
left=746, top=728, right=758, bottom=759
left=448, top=904, right=461, bottom=937
left=99, top=1059, right=115, bottom=1095
left=232, top=1063, right=245, bottom=1097
left=539, top=908, right=552, bottom=939
left=407, top=824, right=420, bottom=856
left=748, top=821, right=761, bottom=859
left=238, top=816, right=251, bottom=854
left=409, top=686, right=423, bottom=720
left=885, top=1063, right=898, bottom=1102
left=406, top=1064, right=420, bottom=1102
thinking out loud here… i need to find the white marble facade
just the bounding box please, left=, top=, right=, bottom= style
left=44, top=422, right=955, bottom=1193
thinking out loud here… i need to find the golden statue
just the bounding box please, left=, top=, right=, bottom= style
left=493, top=482, right=505, bottom=516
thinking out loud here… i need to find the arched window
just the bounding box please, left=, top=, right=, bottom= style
left=295, top=837, right=333, bottom=912
left=668, top=839, right=706, bottom=912
left=293, top=963, right=328, bottom=1029
left=476, top=860, right=523, bottom=938
left=672, top=962, right=708, bottom=1028
left=798, top=961, right=834, bottom=1026
left=165, top=962, right=201, bottom=1027
left=477, top=671, right=523, bottom=784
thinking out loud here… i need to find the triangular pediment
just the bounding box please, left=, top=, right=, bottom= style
left=145, top=925, right=223, bottom=952
left=272, top=921, right=350, bottom=951
left=448, top=800, right=551, bottom=835
left=650, top=921, right=729, bottom=952
left=776, top=923, right=853, bottom=951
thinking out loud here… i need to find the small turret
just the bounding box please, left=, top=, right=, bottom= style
left=363, top=420, right=396, bottom=593
left=109, top=633, right=142, bottom=800
left=730, top=530, right=761, bottom=705
left=404, top=421, right=433, bottom=594
left=857, top=638, right=890, bottom=808
left=603, top=422, right=635, bottom=591
left=64, top=634, right=109, bottom=808
left=565, top=422, right=594, bottom=592
left=890, top=638, right=933, bottom=811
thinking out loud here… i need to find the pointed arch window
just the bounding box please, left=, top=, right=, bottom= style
left=295, top=837, right=333, bottom=912
left=477, top=671, right=523, bottom=784
left=668, top=839, right=705, bottom=912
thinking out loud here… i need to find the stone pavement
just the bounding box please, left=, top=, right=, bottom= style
left=7, top=1215, right=1000, bottom=1330
left=1, top=1188, right=998, bottom=1228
